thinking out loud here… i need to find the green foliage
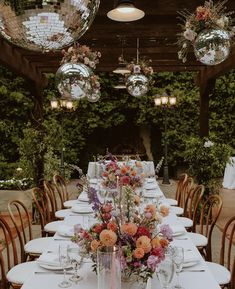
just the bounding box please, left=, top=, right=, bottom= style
left=184, top=136, right=233, bottom=194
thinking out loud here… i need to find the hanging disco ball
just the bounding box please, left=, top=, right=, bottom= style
left=126, top=74, right=149, bottom=97
left=87, top=88, right=101, bottom=102
left=55, top=62, right=93, bottom=99
left=194, top=29, right=231, bottom=66
left=0, top=0, right=100, bottom=52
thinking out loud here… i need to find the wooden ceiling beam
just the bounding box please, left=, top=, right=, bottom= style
left=0, top=38, right=46, bottom=86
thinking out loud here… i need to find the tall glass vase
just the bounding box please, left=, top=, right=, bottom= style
left=97, top=246, right=121, bottom=289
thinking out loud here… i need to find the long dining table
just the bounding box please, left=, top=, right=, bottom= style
left=21, top=178, right=221, bottom=289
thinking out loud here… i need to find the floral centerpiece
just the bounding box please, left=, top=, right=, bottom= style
left=184, top=136, right=232, bottom=195
left=72, top=185, right=172, bottom=284
left=177, top=0, right=235, bottom=64
left=102, top=161, right=145, bottom=190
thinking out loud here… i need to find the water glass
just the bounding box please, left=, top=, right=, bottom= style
left=156, top=253, right=174, bottom=289
left=97, top=246, right=121, bottom=289
left=58, top=245, right=71, bottom=288
left=172, top=247, right=184, bottom=289
left=67, top=245, right=83, bottom=283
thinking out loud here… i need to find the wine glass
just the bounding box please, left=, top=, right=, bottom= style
left=67, top=245, right=84, bottom=283
left=172, top=247, right=184, bottom=289
left=58, top=245, right=71, bottom=288
left=156, top=253, right=174, bottom=289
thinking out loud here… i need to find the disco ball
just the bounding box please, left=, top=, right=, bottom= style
left=126, top=74, right=149, bottom=97
left=194, top=29, right=231, bottom=66
left=55, top=62, right=93, bottom=100
left=0, top=0, right=100, bottom=52
left=87, top=89, right=101, bottom=102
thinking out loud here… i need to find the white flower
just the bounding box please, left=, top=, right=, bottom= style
left=178, top=51, right=183, bottom=59
left=183, top=29, right=197, bottom=41
left=133, top=65, right=141, bottom=73
left=185, top=21, right=191, bottom=29
left=68, top=47, right=73, bottom=53
left=183, top=42, right=187, bottom=49
left=216, top=18, right=225, bottom=29
left=204, top=140, right=214, bottom=148
left=16, top=167, right=23, bottom=172
left=84, top=57, right=89, bottom=65
left=89, top=61, right=96, bottom=68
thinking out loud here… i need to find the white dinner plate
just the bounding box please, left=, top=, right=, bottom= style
left=71, top=205, right=93, bottom=214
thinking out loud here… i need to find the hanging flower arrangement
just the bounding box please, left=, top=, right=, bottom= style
left=177, top=0, right=235, bottom=65
left=126, top=58, right=154, bottom=78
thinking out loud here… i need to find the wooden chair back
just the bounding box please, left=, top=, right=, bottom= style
left=198, top=194, right=223, bottom=261
left=43, top=180, right=57, bottom=216
left=231, top=257, right=235, bottom=289
left=31, top=187, right=51, bottom=237
left=184, top=184, right=205, bottom=221
left=178, top=176, right=194, bottom=209
left=220, top=216, right=235, bottom=274
left=0, top=217, right=18, bottom=288
left=53, top=175, right=69, bottom=205
left=175, top=173, right=188, bottom=204
left=7, top=200, right=33, bottom=262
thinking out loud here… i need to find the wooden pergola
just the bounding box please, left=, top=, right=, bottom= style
left=1, top=0, right=235, bottom=138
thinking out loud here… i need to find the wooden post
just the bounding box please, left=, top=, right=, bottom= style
left=198, top=70, right=215, bottom=138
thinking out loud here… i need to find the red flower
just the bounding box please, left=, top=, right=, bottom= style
left=93, top=224, right=104, bottom=234
left=120, top=176, right=130, bottom=185
left=136, top=226, right=151, bottom=238
left=102, top=213, right=112, bottom=221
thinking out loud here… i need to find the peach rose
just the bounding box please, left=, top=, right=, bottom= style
left=121, top=223, right=138, bottom=236
left=136, top=236, right=152, bottom=253
left=159, top=238, right=169, bottom=248
left=151, top=237, right=161, bottom=248
left=145, top=204, right=156, bottom=215
left=131, top=170, right=137, bottom=176
left=107, top=221, right=117, bottom=232
left=91, top=239, right=101, bottom=251
left=99, top=230, right=117, bottom=246
left=133, top=247, right=145, bottom=259
left=160, top=205, right=170, bottom=217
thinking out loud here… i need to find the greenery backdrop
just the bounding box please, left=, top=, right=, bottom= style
left=0, top=65, right=234, bottom=186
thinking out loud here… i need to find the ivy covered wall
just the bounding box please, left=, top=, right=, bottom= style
left=0, top=66, right=234, bottom=182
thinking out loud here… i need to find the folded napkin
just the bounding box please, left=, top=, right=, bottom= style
left=57, top=225, right=74, bottom=237
left=78, top=192, right=89, bottom=202
left=183, top=250, right=200, bottom=264
left=170, top=206, right=184, bottom=215
left=37, top=253, right=60, bottom=267
left=71, top=204, right=93, bottom=214
left=144, top=183, right=158, bottom=190
left=169, top=224, right=185, bottom=236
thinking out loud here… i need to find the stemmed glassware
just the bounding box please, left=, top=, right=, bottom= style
left=67, top=245, right=84, bottom=283
left=156, top=253, right=174, bottom=289
left=172, top=247, right=184, bottom=289
left=58, top=245, right=71, bottom=288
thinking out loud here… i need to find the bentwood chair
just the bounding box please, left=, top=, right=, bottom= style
left=31, top=187, right=63, bottom=237
left=7, top=200, right=53, bottom=262
left=207, top=216, right=235, bottom=288
left=53, top=175, right=70, bottom=206
left=0, top=217, right=36, bottom=289
left=165, top=173, right=188, bottom=206
left=188, top=194, right=223, bottom=261
left=44, top=180, right=72, bottom=220
left=178, top=184, right=205, bottom=229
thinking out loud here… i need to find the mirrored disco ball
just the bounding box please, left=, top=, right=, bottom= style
left=87, top=89, right=101, bottom=102
left=194, top=29, right=231, bottom=66
left=55, top=62, right=93, bottom=99
left=0, top=0, right=100, bottom=52
left=126, top=74, right=149, bottom=97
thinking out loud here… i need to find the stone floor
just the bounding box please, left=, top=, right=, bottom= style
left=0, top=179, right=234, bottom=264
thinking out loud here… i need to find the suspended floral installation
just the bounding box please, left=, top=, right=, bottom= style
left=177, top=0, right=235, bottom=65
left=54, top=44, right=101, bottom=107
left=125, top=38, right=154, bottom=98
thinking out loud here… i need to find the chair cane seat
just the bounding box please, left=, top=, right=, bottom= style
left=178, top=216, right=193, bottom=228
left=24, top=237, right=53, bottom=255
left=206, top=261, right=231, bottom=285
left=188, top=232, right=208, bottom=247
left=55, top=209, right=71, bottom=219
left=165, top=198, right=178, bottom=206
left=44, top=220, right=64, bottom=233
left=7, top=261, right=36, bottom=285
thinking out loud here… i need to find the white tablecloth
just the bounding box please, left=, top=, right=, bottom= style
left=87, top=161, right=155, bottom=178
left=21, top=179, right=220, bottom=289
left=223, top=157, right=235, bottom=189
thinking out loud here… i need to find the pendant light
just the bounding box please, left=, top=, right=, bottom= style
left=107, top=0, right=145, bottom=22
